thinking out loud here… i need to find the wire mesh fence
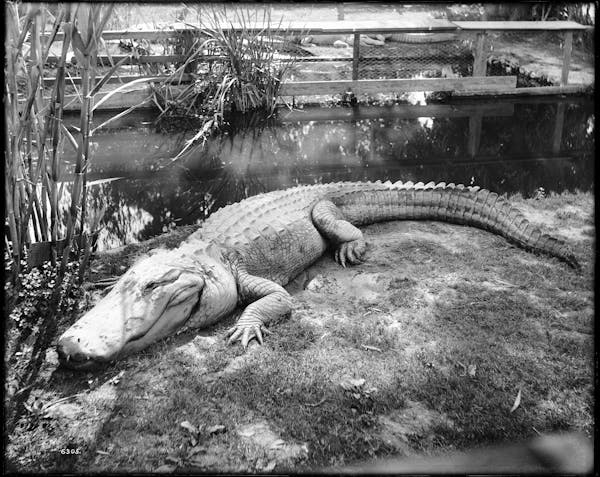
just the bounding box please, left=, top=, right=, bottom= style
left=283, top=32, right=476, bottom=83
left=282, top=26, right=587, bottom=89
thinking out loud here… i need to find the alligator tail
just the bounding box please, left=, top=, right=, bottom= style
left=339, top=181, right=580, bottom=269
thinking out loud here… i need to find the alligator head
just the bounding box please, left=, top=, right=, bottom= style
left=57, top=242, right=237, bottom=370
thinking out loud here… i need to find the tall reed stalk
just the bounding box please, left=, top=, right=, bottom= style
left=3, top=1, right=120, bottom=433
left=4, top=2, right=115, bottom=284
left=58, top=3, right=114, bottom=283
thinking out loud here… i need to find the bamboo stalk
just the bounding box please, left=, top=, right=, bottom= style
left=60, top=3, right=114, bottom=275
left=4, top=4, right=22, bottom=269
left=48, top=19, right=73, bottom=260
left=5, top=174, right=21, bottom=276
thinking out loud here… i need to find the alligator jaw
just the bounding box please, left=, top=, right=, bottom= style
left=57, top=270, right=205, bottom=370
left=57, top=350, right=112, bottom=370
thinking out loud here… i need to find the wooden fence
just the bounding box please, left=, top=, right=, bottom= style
left=42, top=19, right=592, bottom=111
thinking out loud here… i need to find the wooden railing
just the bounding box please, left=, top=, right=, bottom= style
left=42, top=20, right=592, bottom=110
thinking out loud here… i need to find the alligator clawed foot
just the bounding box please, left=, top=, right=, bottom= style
left=226, top=319, right=272, bottom=349
left=334, top=239, right=367, bottom=268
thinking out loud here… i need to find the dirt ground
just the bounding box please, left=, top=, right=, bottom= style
left=6, top=190, right=594, bottom=473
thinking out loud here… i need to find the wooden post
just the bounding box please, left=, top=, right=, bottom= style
left=561, top=30, right=573, bottom=86
left=369, top=122, right=375, bottom=164
left=473, top=31, right=487, bottom=77
left=468, top=113, right=483, bottom=157
left=337, top=3, right=344, bottom=20
left=552, top=102, right=566, bottom=154
left=352, top=33, right=360, bottom=80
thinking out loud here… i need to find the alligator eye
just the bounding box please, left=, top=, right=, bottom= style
left=143, top=281, right=157, bottom=293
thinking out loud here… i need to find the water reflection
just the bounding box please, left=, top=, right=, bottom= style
left=63, top=96, right=593, bottom=250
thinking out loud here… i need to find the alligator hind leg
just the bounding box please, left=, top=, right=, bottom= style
left=312, top=200, right=367, bottom=267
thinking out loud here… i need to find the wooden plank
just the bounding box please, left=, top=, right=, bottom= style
left=352, top=33, right=360, bottom=80
left=53, top=81, right=589, bottom=114
left=552, top=103, right=566, bottom=154
left=45, top=54, right=188, bottom=67
left=88, top=55, right=187, bottom=66
left=42, top=20, right=590, bottom=43
left=453, top=84, right=592, bottom=97
left=454, top=21, right=591, bottom=31
left=468, top=113, right=483, bottom=157
left=43, top=73, right=193, bottom=87
left=57, top=89, right=154, bottom=111
left=561, top=30, right=573, bottom=86
left=278, top=103, right=514, bottom=122
left=279, top=76, right=517, bottom=96
left=450, top=94, right=591, bottom=106
left=295, top=56, right=353, bottom=62
left=43, top=20, right=460, bottom=42
left=46, top=54, right=187, bottom=66
left=46, top=28, right=189, bottom=42
left=473, top=32, right=487, bottom=77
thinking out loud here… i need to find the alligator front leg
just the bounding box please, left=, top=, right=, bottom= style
left=312, top=199, right=367, bottom=267
left=226, top=267, right=293, bottom=348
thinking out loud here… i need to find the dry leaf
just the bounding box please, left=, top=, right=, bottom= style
left=361, top=344, right=382, bottom=352
left=187, top=445, right=207, bottom=458
left=510, top=389, right=522, bottom=413
left=108, top=370, right=125, bottom=385
left=238, top=429, right=255, bottom=438
left=154, top=464, right=177, bottom=473
left=270, top=439, right=285, bottom=450
left=207, top=424, right=226, bottom=435
left=341, top=378, right=366, bottom=390
left=180, top=420, right=198, bottom=434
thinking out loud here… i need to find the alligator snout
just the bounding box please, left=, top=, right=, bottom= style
left=57, top=333, right=117, bottom=369
left=57, top=339, right=93, bottom=367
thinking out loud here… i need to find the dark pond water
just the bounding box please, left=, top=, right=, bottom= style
left=63, top=94, right=594, bottom=251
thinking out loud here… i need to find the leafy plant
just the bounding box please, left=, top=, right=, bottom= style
left=150, top=5, right=299, bottom=157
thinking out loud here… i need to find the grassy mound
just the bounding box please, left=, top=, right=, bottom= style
left=5, top=191, right=594, bottom=472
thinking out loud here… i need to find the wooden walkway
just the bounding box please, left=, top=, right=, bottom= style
left=42, top=20, right=593, bottom=110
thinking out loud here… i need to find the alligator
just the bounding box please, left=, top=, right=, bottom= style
left=57, top=181, right=579, bottom=369
left=293, top=34, right=387, bottom=48
left=293, top=32, right=457, bottom=48
left=383, top=32, right=458, bottom=44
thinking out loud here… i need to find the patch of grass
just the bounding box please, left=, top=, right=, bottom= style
left=192, top=350, right=406, bottom=467
left=386, top=276, right=420, bottom=308
left=326, top=316, right=400, bottom=352
left=270, top=317, right=319, bottom=353
left=395, top=279, right=595, bottom=449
